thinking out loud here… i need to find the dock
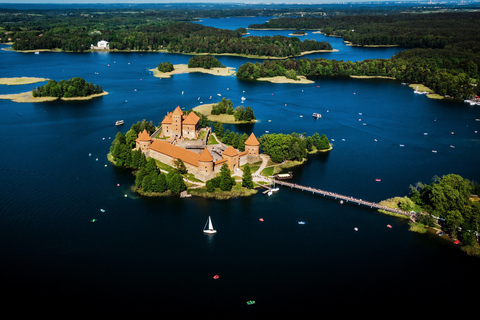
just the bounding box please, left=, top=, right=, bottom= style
left=273, top=179, right=414, bottom=219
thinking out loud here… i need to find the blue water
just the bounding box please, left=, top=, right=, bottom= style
left=1, top=16, right=480, bottom=316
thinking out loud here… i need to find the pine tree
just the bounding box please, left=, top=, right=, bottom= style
left=219, top=163, right=235, bottom=191
left=242, top=164, right=254, bottom=189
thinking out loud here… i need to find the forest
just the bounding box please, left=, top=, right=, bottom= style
left=32, top=77, right=103, bottom=98
left=408, top=174, right=480, bottom=256
left=187, top=55, right=224, bottom=69
left=245, top=12, right=480, bottom=99
left=3, top=12, right=331, bottom=58
left=109, top=120, right=187, bottom=195
left=236, top=49, right=479, bottom=99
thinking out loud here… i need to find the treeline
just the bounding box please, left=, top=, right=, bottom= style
left=248, top=12, right=480, bottom=49
left=8, top=17, right=331, bottom=57
left=32, top=77, right=103, bottom=98
left=259, top=132, right=330, bottom=163
left=109, top=120, right=187, bottom=195
left=237, top=52, right=479, bottom=99
left=211, top=122, right=251, bottom=152
left=188, top=55, right=224, bottom=69
left=408, top=174, right=480, bottom=255
left=211, top=97, right=256, bottom=122
left=157, top=62, right=174, bottom=73
left=212, top=121, right=330, bottom=163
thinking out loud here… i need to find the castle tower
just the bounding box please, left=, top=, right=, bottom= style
left=222, top=146, right=240, bottom=172
left=198, top=148, right=214, bottom=175
left=244, top=132, right=260, bottom=163
left=171, top=106, right=183, bottom=138
left=135, top=129, right=153, bottom=153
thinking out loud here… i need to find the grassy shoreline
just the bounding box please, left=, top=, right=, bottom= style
left=0, top=77, right=50, bottom=85
left=192, top=103, right=257, bottom=124
left=0, top=90, right=108, bottom=103
left=150, top=64, right=235, bottom=79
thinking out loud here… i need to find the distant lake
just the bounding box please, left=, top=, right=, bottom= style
left=0, top=16, right=479, bottom=316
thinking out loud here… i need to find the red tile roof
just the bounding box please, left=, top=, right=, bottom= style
left=245, top=133, right=259, bottom=146
left=222, top=146, right=239, bottom=157
left=183, top=112, right=200, bottom=125
left=149, top=140, right=200, bottom=167
left=136, top=129, right=153, bottom=142
left=198, top=148, right=214, bottom=162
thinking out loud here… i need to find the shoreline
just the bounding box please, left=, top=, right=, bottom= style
left=192, top=103, right=257, bottom=124
left=150, top=64, right=236, bottom=79
left=0, top=90, right=108, bottom=103
left=256, top=75, right=314, bottom=84
left=0, top=77, right=50, bottom=85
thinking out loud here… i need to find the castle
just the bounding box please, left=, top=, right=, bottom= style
left=160, top=106, right=200, bottom=139
left=135, top=107, right=260, bottom=182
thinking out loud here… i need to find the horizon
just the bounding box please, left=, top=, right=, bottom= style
left=0, top=0, right=470, bottom=4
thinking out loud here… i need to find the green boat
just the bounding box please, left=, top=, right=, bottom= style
left=246, top=300, right=255, bottom=305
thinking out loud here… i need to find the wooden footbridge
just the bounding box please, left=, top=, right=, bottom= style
left=273, top=179, right=415, bottom=219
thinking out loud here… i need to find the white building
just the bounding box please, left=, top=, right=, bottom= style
left=91, top=40, right=109, bottom=50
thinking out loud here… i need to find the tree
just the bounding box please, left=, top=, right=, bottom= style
left=219, top=163, right=235, bottom=191
left=242, top=164, right=254, bottom=189
left=168, top=171, right=187, bottom=194
left=206, top=179, right=216, bottom=192
left=316, top=134, right=331, bottom=150
left=157, top=61, right=174, bottom=72
left=173, top=158, right=188, bottom=174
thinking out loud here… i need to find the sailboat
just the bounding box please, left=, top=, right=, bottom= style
left=203, top=216, right=217, bottom=234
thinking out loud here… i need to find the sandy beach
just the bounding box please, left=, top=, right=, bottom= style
left=256, top=75, right=314, bottom=84
left=150, top=64, right=236, bottom=79
left=0, top=90, right=108, bottom=103
left=0, top=77, right=50, bottom=85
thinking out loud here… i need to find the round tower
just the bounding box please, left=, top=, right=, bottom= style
left=244, top=132, right=260, bottom=163
left=198, top=148, right=214, bottom=176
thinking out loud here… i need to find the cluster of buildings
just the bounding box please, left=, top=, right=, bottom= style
left=135, top=106, right=261, bottom=182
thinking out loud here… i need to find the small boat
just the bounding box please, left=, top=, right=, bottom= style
left=375, top=179, right=381, bottom=182
left=432, top=150, right=437, bottom=153
left=312, top=113, right=322, bottom=119
left=387, top=224, right=392, bottom=228
left=298, top=221, right=305, bottom=225
left=354, top=227, right=358, bottom=231
left=259, top=218, right=264, bottom=222
left=213, top=275, right=219, bottom=280
left=203, top=216, right=217, bottom=234
left=271, top=187, right=279, bottom=192
left=100, top=209, right=105, bottom=212
left=267, top=190, right=273, bottom=196
left=34, top=51, right=39, bottom=54
left=115, top=120, right=124, bottom=126
left=91, top=219, right=97, bottom=223
left=246, top=300, right=256, bottom=305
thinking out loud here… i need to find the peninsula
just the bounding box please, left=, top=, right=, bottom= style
left=150, top=64, right=235, bottom=79
left=0, top=90, right=108, bottom=103
left=0, top=77, right=50, bottom=86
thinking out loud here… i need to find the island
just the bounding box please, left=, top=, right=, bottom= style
left=193, top=97, right=256, bottom=124
left=246, top=13, right=480, bottom=100
left=0, top=77, right=107, bottom=103
left=0, top=77, right=50, bottom=86
left=108, top=107, right=331, bottom=199
left=151, top=56, right=235, bottom=79
left=378, top=174, right=480, bottom=257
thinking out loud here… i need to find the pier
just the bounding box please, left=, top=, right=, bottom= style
left=273, top=179, right=415, bottom=219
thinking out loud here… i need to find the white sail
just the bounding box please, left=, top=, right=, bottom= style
left=203, top=216, right=216, bottom=234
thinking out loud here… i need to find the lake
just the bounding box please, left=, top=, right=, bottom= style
left=0, top=16, right=479, bottom=316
